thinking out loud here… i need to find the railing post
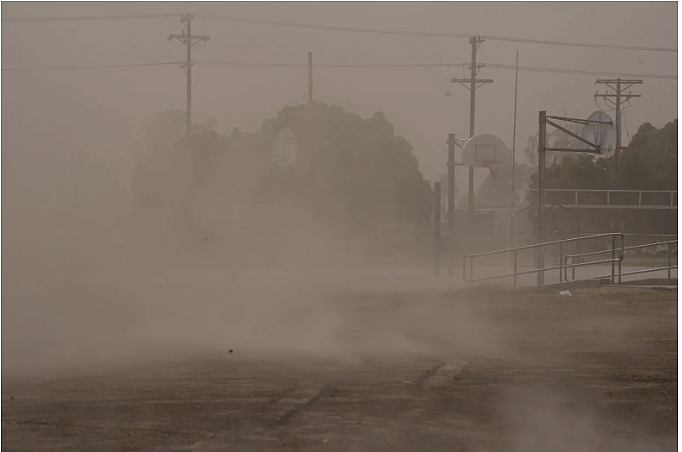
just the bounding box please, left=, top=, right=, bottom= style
left=559, top=243, right=564, bottom=283
left=470, top=257, right=474, bottom=288
left=575, top=190, right=578, bottom=206
left=638, top=191, right=642, bottom=207
left=462, top=256, right=466, bottom=283
left=611, top=234, right=616, bottom=284
left=607, top=190, right=611, bottom=206
left=513, top=250, right=518, bottom=288
left=668, top=242, right=673, bottom=285
left=618, top=234, right=624, bottom=284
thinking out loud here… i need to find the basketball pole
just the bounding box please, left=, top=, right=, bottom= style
left=447, top=134, right=456, bottom=277
left=434, top=182, right=442, bottom=277
left=534, top=114, right=548, bottom=287
left=308, top=51, right=313, bottom=103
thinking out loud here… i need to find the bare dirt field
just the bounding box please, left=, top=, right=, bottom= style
left=2, top=286, right=677, bottom=452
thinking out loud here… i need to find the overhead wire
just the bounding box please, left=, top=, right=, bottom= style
left=1, top=62, right=181, bottom=72
left=195, top=60, right=469, bottom=68
left=2, top=60, right=677, bottom=81
left=196, top=13, right=677, bottom=53
left=4, top=12, right=675, bottom=52
left=1, top=13, right=183, bottom=22
left=485, top=63, right=677, bottom=80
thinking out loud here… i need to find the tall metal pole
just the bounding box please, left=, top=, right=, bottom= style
left=615, top=77, right=621, bottom=172
left=468, top=37, right=477, bottom=215
left=537, top=111, right=547, bottom=287
left=186, top=13, right=192, bottom=135
left=511, top=50, right=519, bottom=191
left=308, top=51, right=313, bottom=103
left=447, top=134, right=456, bottom=277
left=434, top=182, right=442, bottom=277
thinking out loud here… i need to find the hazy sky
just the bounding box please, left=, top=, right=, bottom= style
left=2, top=2, right=678, bottom=187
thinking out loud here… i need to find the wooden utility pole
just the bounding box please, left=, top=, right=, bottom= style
left=594, top=78, right=643, bottom=171
left=169, top=13, right=211, bottom=136
left=451, top=36, right=493, bottom=215
left=511, top=50, right=519, bottom=191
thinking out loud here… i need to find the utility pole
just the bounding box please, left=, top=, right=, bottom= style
left=594, top=78, right=642, bottom=171
left=451, top=36, right=493, bottom=216
left=169, top=13, right=211, bottom=136
left=511, top=50, right=519, bottom=192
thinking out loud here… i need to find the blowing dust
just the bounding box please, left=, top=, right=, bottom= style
left=1, top=140, right=507, bottom=375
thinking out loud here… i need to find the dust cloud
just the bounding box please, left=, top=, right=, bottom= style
left=1, top=133, right=507, bottom=376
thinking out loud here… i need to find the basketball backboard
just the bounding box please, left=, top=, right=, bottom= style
left=272, top=128, right=298, bottom=166
left=580, top=111, right=616, bottom=154
left=461, top=134, right=511, bottom=168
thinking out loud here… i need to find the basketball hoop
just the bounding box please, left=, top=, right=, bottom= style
left=480, top=159, right=502, bottom=179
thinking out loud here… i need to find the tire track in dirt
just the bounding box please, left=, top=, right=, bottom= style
left=412, top=362, right=445, bottom=389
left=171, top=385, right=331, bottom=451
left=265, top=385, right=331, bottom=429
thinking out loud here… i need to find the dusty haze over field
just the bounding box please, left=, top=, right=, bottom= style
left=1, top=2, right=678, bottom=371
left=2, top=2, right=677, bottom=183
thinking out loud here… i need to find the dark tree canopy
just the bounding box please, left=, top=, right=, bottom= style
left=524, top=118, right=677, bottom=234
left=131, top=103, right=434, bottom=261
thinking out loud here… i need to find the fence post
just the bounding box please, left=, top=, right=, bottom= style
left=434, top=182, right=441, bottom=276
left=513, top=250, right=518, bottom=288
left=668, top=242, right=673, bottom=285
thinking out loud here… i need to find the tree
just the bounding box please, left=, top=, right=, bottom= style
left=130, top=103, right=434, bottom=264
left=525, top=118, right=677, bottom=234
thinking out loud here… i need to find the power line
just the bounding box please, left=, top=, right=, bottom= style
left=198, top=13, right=677, bottom=53
left=483, top=35, right=676, bottom=53
left=4, top=12, right=677, bottom=53
left=2, top=59, right=676, bottom=81
left=2, top=13, right=182, bottom=22
left=197, top=13, right=473, bottom=39
left=196, top=61, right=469, bottom=68
left=1, top=62, right=181, bottom=72
left=486, top=63, right=677, bottom=80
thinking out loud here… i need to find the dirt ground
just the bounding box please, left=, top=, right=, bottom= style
left=2, top=286, right=677, bottom=452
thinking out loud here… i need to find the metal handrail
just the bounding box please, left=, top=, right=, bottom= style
left=565, top=239, right=678, bottom=285
left=463, top=232, right=624, bottom=288
left=518, top=188, right=676, bottom=194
